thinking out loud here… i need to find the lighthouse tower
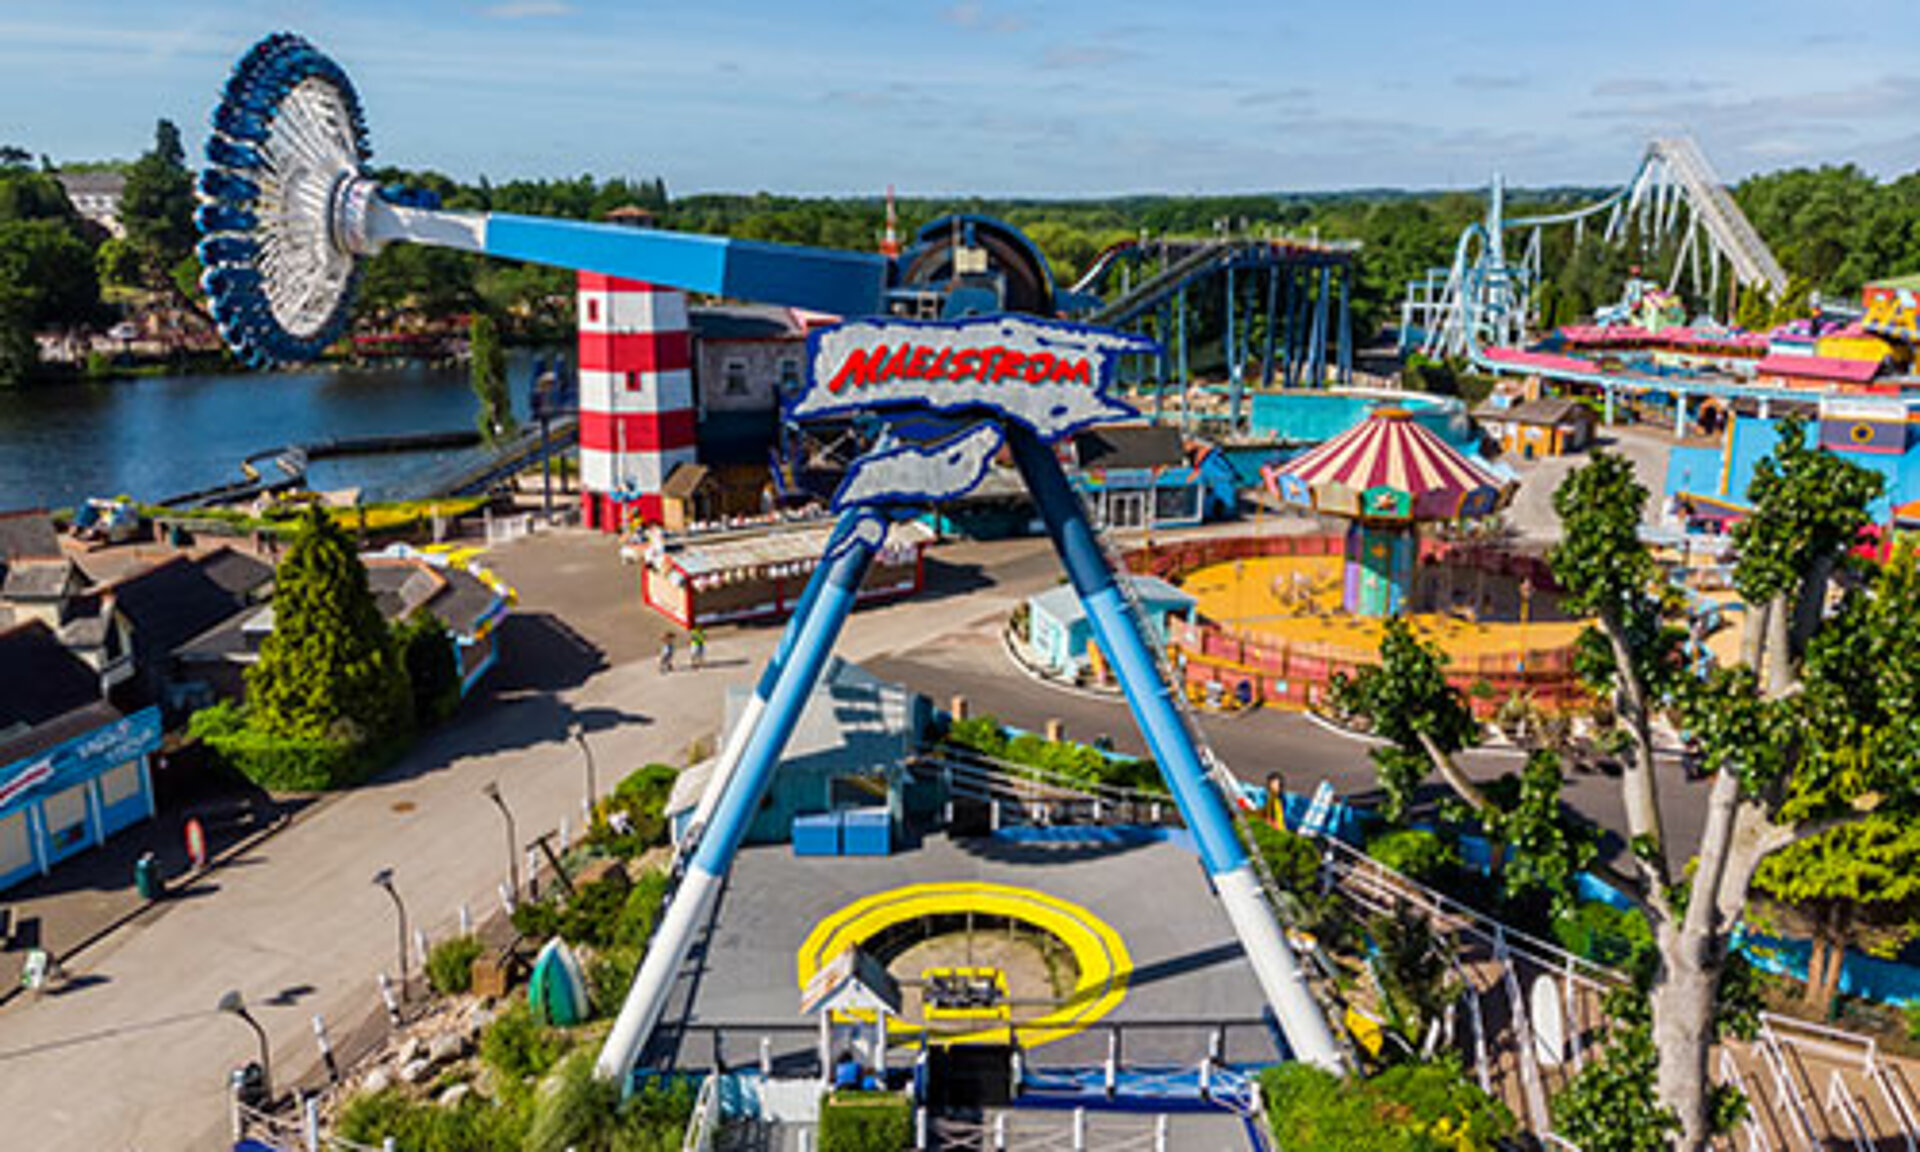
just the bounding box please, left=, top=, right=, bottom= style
left=575, top=272, right=697, bottom=532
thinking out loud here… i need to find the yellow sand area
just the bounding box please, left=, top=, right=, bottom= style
left=1179, top=554, right=1589, bottom=660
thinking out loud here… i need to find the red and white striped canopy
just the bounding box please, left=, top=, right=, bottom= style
left=1273, top=408, right=1510, bottom=522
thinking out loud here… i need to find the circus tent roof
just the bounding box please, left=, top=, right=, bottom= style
left=1270, top=408, right=1511, bottom=522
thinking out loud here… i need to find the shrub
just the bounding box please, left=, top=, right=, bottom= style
left=819, top=1090, right=913, bottom=1152
left=189, top=702, right=376, bottom=791
left=1261, top=1060, right=1513, bottom=1151
left=336, top=1088, right=525, bottom=1151
left=1247, top=819, right=1321, bottom=894
left=427, top=934, right=484, bottom=996
left=480, top=1001, right=566, bottom=1083
left=590, top=764, right=678, bottom=856
left=1907, top=1000, right=1920, bottom=1042
left=614, top=869, right=671, bottom=949
left=587, top=944, right=642, bottom=1018
left=944, top=714, right=1008, bottom=759
left=396, top=612, right=462, bottom=727
left=1553, top=900, right=1655, bottom=974
left=1367, top=828, right=1459, bottom=884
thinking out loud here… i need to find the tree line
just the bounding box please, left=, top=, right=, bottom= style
left=3, top=128, right=1917, bottom=386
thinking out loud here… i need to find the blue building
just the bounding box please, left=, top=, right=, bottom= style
left=0, top=622, right=161, bottom=893
left=1666, top=398, right=1920, bottom=526
left=1070, top=424, right=1237, bottom=530
left=1025, top=575, right=1196, bottom=681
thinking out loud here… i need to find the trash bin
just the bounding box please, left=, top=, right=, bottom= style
left=133, top=852, right=162, bottom=901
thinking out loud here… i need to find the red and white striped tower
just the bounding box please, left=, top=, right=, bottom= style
left=575, top=272, right=697, bottom=531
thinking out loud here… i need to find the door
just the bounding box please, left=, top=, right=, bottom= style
left=0, top=810, right=30, bottom=883
left=1107, top=491, right=1145, bottom=530
left=41, top=784, right=91, bottom=863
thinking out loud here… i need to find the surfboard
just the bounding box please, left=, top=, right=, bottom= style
left=1530, top=973, right=1566, bottom=1068
left=529, top=938, right=591, bottom=1026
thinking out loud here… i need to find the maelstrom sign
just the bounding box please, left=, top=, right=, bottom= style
left=790, top=315, right=1157, bottom=442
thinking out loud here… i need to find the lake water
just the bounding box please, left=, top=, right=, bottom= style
left=0, top=352, right=548, bottom=510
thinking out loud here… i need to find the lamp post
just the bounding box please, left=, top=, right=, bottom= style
left=570, top=721, right=598, bottom=822
left=216, top=989, right=271, bottom=1105
left=371, top=868, right=410, bottom=1002
left=482, top=782, right=520, bottom=898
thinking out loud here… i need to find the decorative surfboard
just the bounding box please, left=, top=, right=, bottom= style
left=528, top=938, right=591, bottom=1027
left=1530, top=973, right=1566, bottom=1068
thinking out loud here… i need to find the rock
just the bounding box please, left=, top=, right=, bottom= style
left=466, top=1004, right=497, bottom=1038
left=361, top=1068, right=392, bottom=1096
left=398, top=1036, right=425, bottom=1065
left=437, top=1082, right=472, bottom=1109
left=399, top=1057, right=433, bottom=1085
left=426, top=1032, right=468, bottom=1066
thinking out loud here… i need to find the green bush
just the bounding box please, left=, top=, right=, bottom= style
left=614, top=868, right=671, bottom=949
left=515, top=866, right=665, bottom=951
left=480, top=1000, right=566, bottom=1083
left=590, top=764, right=678, bottom=856
left=1261, top=1059, right=1513, bottom=1151
left=1247, top=819, right=1322, bottom=894
left=1366, top=828, right=1459, bottom=884
left=587, top=944, right=642, bottom=1018
left=189, top=701, right=376, bottom=791
left=1906, top=1000, right=1920, bottom=1042
left=1553, top=900, right=1654, bottom=973
left=426, top=934, right=483, bottom=996
left=944, top=714, right=1008, bottom=758
left=819, top=1090, right=913, bottom=1152
left=336, top=1088, right=527, bottom=1151
left=396, top=612, right=462, bottom=727
left=943, top=712, right=1165, bottom=795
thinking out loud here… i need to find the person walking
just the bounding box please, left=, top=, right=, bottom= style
left=658, top=632, right=676, bottom=674
left=689, top=627, right=707, bottom=670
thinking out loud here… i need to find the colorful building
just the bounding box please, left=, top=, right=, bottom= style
left=1024, top=574, right=1195, bottom=681
left=0, top=622, right=161, bottom=893
left=1068, top=424, right=1235, bottom=531
left=1666, top=396, right=1920, bottom=527
left=640, top=519, right=936, bottom=628
left=1476, top=396, right=1597, bottom=460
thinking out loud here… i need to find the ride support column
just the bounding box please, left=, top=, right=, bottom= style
left=1005, top=425, right=1342, bottom=1071
left=596, top=511, right=887, bottom=1086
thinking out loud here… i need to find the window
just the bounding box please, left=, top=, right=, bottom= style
left=778, top=358, right=801, bottom=396
left=723, top=359, right=750, bottom=397
left=0, top=811, right=28, bottom=877
left=586, top=298, right=600, bottom=323
left=100, top=760, right=141, bottom=807
left=1154, top=486, right=1199, bottom=524
left=626, top=371, right=643, bottom=392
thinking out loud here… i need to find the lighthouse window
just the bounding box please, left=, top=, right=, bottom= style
left=586, top=298, right=600, bottom=323
left=626, top=371, right=643, bottom=392
left=724, top=359, right=750, bottom=397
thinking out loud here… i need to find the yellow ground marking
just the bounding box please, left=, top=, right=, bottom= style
left=1180, top=555, right=1588, bottom=661
left=797, top=882, right=1131, bottom=1048
left=421, top=542, right=489, bottom=568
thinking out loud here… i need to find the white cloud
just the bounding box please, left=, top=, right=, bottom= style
left=482, top=1, right=575, bottom=19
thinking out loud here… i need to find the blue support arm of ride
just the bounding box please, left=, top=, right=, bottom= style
left=485, top=214, right=889, bottom=318
left=1004, top=424, right=1249, bottom=877
left=690, top=513, right=884, bottom=875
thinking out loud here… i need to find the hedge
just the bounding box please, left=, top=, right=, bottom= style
left=1261, top=1060, right=1514, bottom=1152
left=189, top=702, right=379, bottom=791
left=427, top=935, right=483, bottom=996
left=819, top=1091, right=913, bottom=1152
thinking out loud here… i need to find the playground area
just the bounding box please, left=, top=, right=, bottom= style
left=1179, top=552, right=1586, bottom=664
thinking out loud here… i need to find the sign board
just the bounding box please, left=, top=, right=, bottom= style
left=1530, top=973, right=1567, bottom=1068
left=0, top=707, right=163, bottom=812
left=185, top=817, right=208, bottom=871
left=791, top=314, right=1154, bottom=442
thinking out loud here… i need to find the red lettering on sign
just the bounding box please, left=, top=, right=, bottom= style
left=951, top=350, right=981, bottom=380
left=1052, top=357, right=1092, bottom=386
left=994, top=351, right=1028, bottom=381
left=1022, top=352, right=1055, bottom=383
left=905, top=346, right=934, bottom=379
left=929, top=348, right=952, bottom=379
left=827, top=348, right=879, bottom=393
left=882, top=344, right=912, bottom=382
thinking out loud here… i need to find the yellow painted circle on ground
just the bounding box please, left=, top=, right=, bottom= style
left=797, top=881, right=1131, bottom=1048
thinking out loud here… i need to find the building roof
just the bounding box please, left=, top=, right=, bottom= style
left=1277, top=408, right=1510, bottom=521
left=2, top=558, right=84, bottom=603
left=661, top=462, right=713, bottom=501
left=1754, top=353, right=1882, bottom=385
left=365, top=558, right=504, bottom=636
left=1028, top=574, right=1195, bottom=628
left=0, top=621, right=102, bottom=739
left=1868, top=273, right=1920, bottom=293
left=108, top=555, right=251, bottom=663
left=194, top=547, right=274, bottom=599
left=0, top=510, right=60, bottom=565
left=664, top=519, right=935, bottom=580
left=690, top=304, right=804, bottom=342
left=1072, top=424, right=1186, bottom=471
left=54, top=171, right=125, bottom=198
left=1490, top=397, right=1593, bottom=427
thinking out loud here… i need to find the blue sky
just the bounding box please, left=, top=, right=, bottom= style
left=1, top=0, right=1915, bottom=196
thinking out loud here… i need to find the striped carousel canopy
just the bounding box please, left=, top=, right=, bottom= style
left=1269, top=408, right=1511, bottom=523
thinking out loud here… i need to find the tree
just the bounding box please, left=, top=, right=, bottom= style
left=248, top=508, right=410, bottom=748
left=1546, top=442, right=1919, bottom=1150
left=469, top=312, right=516, bottom=442
left=119, top=119, right=195, bottom=269
left=396, top=612, right=462, bottom=727
left=0, top=281, right=36, bottom=387
left=1755, top=817, right=1920, bottom=1016
left=1330, top=617, right=1485, bottom=822
left=1553, top=992, right=1679, bottom=1152
left=1482, top=751, right=1596, bottom=919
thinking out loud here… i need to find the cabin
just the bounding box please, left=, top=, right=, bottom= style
left=1476, top=396, right=1597, bottom=459
left=1024, top=575, right=1195, bottom=682
left=1068, top=424, right=1235, bottom=531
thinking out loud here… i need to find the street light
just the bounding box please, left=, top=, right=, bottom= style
left=216, top=989, right=271, bottom=1105
left=570, top=721, right=597, bottom=822
left=371, top=868, right=410, bottom=1003
left=481, top=782, right=520, bottom=898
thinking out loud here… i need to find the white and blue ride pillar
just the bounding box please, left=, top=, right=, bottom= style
left=1004, top=425, right=1342, bottom=1070
left=597, top=511, right=887, bottom=1085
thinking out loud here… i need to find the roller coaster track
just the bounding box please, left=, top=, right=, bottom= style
left=1405, top=134, right=1787, bottom=360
